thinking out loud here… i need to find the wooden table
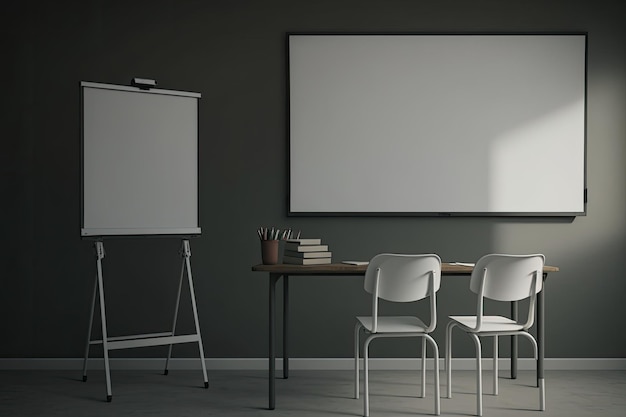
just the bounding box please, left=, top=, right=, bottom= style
left=252, top=262, right=559, bottom=410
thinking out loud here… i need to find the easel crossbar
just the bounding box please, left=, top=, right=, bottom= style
left=90, top=331, right=173, bottom=344
left=89, top=332, right=201, bottom=350
left=106, top=334, right=200, bottom=350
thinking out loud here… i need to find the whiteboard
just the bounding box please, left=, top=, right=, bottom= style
left=288, top=34, right=587, bottom=215
left=81, top=82, right=201, bottom=236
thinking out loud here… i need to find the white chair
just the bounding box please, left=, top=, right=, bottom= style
left=354, top=253, right=442, bottom=416
left=445, top=254, right=545, bottom=416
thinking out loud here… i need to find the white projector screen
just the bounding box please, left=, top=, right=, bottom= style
left=81, top=81, right=201, bottom=236
left=288, top=34, right=587, bottom=216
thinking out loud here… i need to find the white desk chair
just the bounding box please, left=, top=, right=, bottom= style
left=445, top=254, right=545, bottom=416
left=354, top=253, right=442, bottom=416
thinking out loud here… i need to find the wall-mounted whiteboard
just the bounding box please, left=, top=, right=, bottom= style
left=288, top=34, right=587, bottom=216
left=81, top=81, right=201, bottom=236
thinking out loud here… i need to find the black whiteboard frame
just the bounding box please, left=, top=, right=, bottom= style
left=286, top=32, right=588, bottom=217
left=80, top=81, right=202, bottom=237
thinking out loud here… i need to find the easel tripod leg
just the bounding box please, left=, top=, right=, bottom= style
left=182, top=240, right=209, bottom=388
left=164, top=258, right=186, bottom=376
left=95, top=241, right=113, bottom=402
left=82, top=273, right=98, bottom=382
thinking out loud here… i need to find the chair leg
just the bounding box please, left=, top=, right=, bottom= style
left=493, top=335, right=498, bottom=396
left=445, top=321, right=456, bottom=399
left=470, top=334, right=483, bottom=416
left=424, top=334, right=441, bottom=415
left=354, top=323, right=362, bottom=399
left=421, top=337, right=427, bottom=398
left=363, top=335, right=375, bottom=417
left=518, top=332, right=543, bottom=411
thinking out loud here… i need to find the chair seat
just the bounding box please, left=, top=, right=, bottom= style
left=449, top=315, right=525, bottom=333
left=357, top=315, right=429, bottom=333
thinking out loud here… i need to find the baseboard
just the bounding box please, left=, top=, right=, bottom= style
left=1, top=357, right=625, bottom=371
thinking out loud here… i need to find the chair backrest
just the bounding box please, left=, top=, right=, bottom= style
left=364, top=254, right=441, bottom=333
left=364, top=254, right=442, bottom=302
left=469, top=254, right=545, bottom=331
left=470, top=254, right=545, bottom=302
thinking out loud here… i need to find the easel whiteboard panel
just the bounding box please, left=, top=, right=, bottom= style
left=288, top=34, right=587, bottom=216
left=81, top=82, right=201, bottom=236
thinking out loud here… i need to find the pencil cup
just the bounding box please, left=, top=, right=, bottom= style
left=261, top=240, right=279, bottom=265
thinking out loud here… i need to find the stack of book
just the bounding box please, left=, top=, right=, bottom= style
left=283, top=238, right=331, bottom=265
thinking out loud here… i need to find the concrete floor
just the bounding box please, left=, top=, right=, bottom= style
left=1, top=370, right=625, bottom=417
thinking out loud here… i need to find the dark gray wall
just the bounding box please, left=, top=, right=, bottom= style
left=4, top=0, right=625, bottom=360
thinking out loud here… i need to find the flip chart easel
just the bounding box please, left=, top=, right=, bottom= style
left=80, top=80, right=206, bottom=401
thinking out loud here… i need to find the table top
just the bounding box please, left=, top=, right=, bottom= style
left=252, top=262, right=559, bottom=275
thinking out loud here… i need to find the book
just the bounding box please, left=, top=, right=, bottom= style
left=283, top=255, right=332, bottom=265
left=341, top=261, right=369, bottom=266
left=449, top=262, right=475, bottom=267
left=284, top=250, right=332, bottom=259
left=285, top=238, right=322, bottom=245
left=283, top=242, right=328, bottom=252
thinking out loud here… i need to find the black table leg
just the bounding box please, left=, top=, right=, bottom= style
left=511, top=300, right=518, bottom=379
left=269, top=273, right=280, bottom=410
left=283, top=276, right=289, bottom=379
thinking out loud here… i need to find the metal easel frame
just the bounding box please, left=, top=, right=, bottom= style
left=82, top=239, right=208, bottom=402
